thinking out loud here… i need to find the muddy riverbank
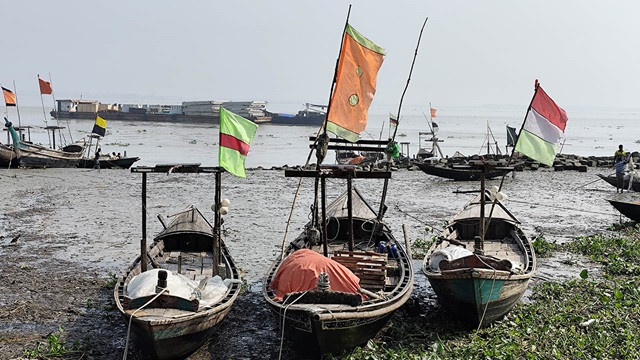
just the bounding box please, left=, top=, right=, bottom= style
left=0, top=167, right=630, bottom=359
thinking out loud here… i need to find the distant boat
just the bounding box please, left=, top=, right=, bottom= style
left=3, top=119, right=85, bottom=168
left=423, top=187, right=536, bottom=326
left=415, top=162, right=511, bottom=181
left=608, top=198, right=640, bottom=222
left=268, top=103, right=326, bottom=126
left=77, top=134, right=139, bottom=169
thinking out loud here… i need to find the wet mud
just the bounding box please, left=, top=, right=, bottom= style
left=0, top=167, right=627, bottom=359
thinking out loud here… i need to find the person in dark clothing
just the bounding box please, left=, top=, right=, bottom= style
left=94, top=147, right=101, bottom=170
left=615, top=155, right=627, bottom=193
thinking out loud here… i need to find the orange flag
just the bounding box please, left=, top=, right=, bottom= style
left=38, top=75, right=53, bottom=95
left=2, top=87, right=16, bottom=107
left=430, top=107, right=437, bottom=118
left=326, top=24, right=385, bottom=142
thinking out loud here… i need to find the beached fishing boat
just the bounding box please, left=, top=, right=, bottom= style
left=114, top=165, right=241, bottom=359
left=3, top=119, right=85, bottom=168
left=415, top=162, right=511, bottom=181
left=78, top=134, right=140, bottom=169
left=263, top=168, right=413, bottom=354
left=608, top=198, right=640, bottom=222
left=597, top=174, right=640, bottom=192
left=422, top=174, right=535, bottom=326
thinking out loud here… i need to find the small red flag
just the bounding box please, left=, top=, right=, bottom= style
left=38, top=76, right=53, bottom=95
left=2, top=87, right=16, bottom=106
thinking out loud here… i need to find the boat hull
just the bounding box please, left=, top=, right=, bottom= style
left=267, top=302, right=398, bottom=355
left=128, top=303, right=232, bottom=360
left=78, top=156, right=140, bottom=169
left=598, top=174, right=640, bottom=192
left=608, top=199, right=640, bottom=222
left=0, top=144, right=18, bottom=168
left=415, top=162, right=510, bottom=181
left=427, top=272, right=530, bottom=326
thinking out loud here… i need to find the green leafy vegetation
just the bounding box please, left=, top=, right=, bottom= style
left=23, top=327, right=84, bottom=359
left=104, top=271, right=118, bottom=289
left=531, top=234, right=557, bottom=258
left=334, top=223, right=640, bottom=359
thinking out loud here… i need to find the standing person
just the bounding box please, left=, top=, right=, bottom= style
left=615, top=144, right=626, bottom=159
left=615, top=155, right=627, bottom=193
left=93, top=147, right=101, bottom=170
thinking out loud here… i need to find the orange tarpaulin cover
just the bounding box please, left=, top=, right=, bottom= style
left=269, top=249, right=362, bottom=301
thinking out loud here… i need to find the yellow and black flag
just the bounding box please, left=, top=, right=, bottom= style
left=92, top=115, right=106, bottom=136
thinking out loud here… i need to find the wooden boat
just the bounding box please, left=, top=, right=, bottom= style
left=422, top=188, right=536, bottom=326
left=415, top=162, right=511, bottom=181
left=114, top=166, right=240, bottom=359
left=597, top=174, right=640, bottom=192
left=77, top=133, right=140, bottom=169
left=608, top=198, right=640, bottom=222
left=77, top=155, right=140, bottom=169
left=263, top=167, right=413, bottom=355
left=4, top=119, right=85, bottom=168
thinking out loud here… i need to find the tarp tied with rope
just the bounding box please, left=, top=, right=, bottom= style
left=269, top=249, right=362, bottom=301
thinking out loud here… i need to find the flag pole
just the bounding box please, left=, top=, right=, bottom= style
left=38, top=75, right=53, bottom=148
left=50, top=73, right=73, bottom=143
left=481, top=80, right=540, bottom=240
left=320, top=5, right=352, bottom=138
left=13, top=81, right=22, bottom=129
left=377, top=17, right=428, bottom=223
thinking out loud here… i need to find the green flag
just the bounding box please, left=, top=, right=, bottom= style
left=219, top=107, right=258, bottom=178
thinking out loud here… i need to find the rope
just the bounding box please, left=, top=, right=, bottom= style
left=278, top=291, right=309, bottom=360
left=122, top=287, right=168, bottom=360
left=474, top=256, right=498, bottom=332
left=506, top=199, right=616, bottom=216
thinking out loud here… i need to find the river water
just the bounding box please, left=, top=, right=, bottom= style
left=5, top=105, right=640, bottom=168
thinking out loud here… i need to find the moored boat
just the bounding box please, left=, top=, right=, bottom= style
left=422, top=185, right=536, bottom=326
left=114, top=165, right=241, bottom=359
left=608, top=198, right=640, bottom=222
left=263, top=171, right=413, bottom=355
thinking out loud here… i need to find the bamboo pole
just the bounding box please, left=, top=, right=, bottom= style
left=38, top=75, right=52, bottom=148
left=213, top=170, right=221, bottom=276
left=13, top=81, right=21, bottom=128
left=141, top=172, right=148, bottom=273
left=377, top=17, right=428, bottom=222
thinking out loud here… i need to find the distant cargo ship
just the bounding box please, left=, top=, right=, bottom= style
left=267, top=103, right=326, bottom=126
left=51, top=99, right=272, bottom=124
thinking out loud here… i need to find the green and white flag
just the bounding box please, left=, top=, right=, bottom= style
left=219, top=107, right=258, bottom=178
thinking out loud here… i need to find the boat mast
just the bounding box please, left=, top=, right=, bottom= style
left=377, top=17, right=428, bottom=223
left=213, top=169, right=221, bottom=276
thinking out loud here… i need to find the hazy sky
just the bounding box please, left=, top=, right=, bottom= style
left=3, top=1, right=640, bottom=112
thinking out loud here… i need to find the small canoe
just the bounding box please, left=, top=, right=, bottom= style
left=608, top=198, right=640, bottom=222
left=114, top=206, right=241, bottom=359
left=423, top=191, right=536, bottom=326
